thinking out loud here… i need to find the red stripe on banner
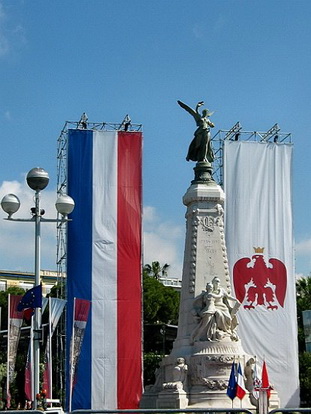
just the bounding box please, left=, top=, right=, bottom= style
left=10, top=295, right=23, bottom=319
left=117, top=131, right=143, bottom=408
left=75, top=298, right=91, bottom=322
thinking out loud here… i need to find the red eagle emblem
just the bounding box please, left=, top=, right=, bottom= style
left=233, top=248, right=287, bottom=310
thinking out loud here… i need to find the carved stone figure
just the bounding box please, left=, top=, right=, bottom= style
left=244, top=357, right=260, bottom=408
left=190, top=283, right=218, bottom=343
left=244, top=357, right=256, bottom=392
left=177, top=100, right=215, bottom=163
left=163, top=357, right=188, bottom=391
left=172, top=357, right=188, bottom=385
left=191, top=277, right=240, bottom=342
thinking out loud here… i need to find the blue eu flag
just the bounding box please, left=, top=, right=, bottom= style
left=227, top=361, right=237, bottom=400
left=17, top=284, right=42, bottom=312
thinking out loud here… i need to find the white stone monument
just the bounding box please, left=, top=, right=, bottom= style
left=140, top=101, right=280, bottom=409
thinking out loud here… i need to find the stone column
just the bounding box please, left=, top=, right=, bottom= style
left=172, top=162, right=231, bottom=357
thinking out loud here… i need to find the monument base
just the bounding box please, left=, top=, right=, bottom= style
left=157, top=388, right=189, bottom=409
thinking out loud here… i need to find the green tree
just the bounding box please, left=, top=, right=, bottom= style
left=143, top=273, right=179, bottom=326
left=296, top=276, right=311, bottom=352
left=48, top=281, right=65, bottom=299
left=143, top=270, right=180, bottom=386
left=299, top=352, right=311, bottom=406
left=296, top=276, right=311, bottom=406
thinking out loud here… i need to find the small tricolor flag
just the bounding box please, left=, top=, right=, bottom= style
left=236, top=362, right=247, bottom=399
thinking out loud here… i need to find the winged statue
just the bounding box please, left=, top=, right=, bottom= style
left=177, top=100, right=215, bottom=163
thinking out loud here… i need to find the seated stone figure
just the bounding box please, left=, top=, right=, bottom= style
left=190, top=283, right=218, bottom=342
left=163, top=357, right=188, bottom=391
left=191, top=277, right=240, bottom=342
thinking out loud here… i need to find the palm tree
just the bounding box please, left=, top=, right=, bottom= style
left=143, top=261, right=170, bottom=280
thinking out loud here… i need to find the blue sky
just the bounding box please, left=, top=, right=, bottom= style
left=0, top=0, right=311, bottom=277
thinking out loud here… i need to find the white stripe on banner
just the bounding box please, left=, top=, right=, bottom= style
left=224, top=141, right=299, bottom=407
left=92, top=131, right=118, bottom=408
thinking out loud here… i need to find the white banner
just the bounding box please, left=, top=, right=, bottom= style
left=224, top=141, right=299, bottom=407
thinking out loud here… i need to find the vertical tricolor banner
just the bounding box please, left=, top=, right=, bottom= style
left=7, top=295, right=23, bottom=408
left=224, top=140, right=299, bottom=407
left=67, top=129, right=143, bottom=410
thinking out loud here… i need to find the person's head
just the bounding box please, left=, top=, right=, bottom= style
left=202, top=109, right=213, bottom=118
left=212, top=277, right=220, bottom=288
left=247, top=357, right=255, bottom=365
left=177, top=357, right=185, bottom=365
left=206, top=282, right=213, bottom=292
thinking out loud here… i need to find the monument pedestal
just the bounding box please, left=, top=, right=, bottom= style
left=157, top=387, right=189, bottom=409
left=140, top=163, right=279, bottom=410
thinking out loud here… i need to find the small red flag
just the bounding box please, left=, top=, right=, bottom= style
left=262, top=360, right=271, bottom=398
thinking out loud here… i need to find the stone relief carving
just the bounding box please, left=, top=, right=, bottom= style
left=188, top=208, right=199, bottom=293
left=199, top=215, right=215, bottom=232
left=202, top=378, right=228, bottom=390
left=186, top=204, right=231, bottom=294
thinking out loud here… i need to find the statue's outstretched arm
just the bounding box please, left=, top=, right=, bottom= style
left=195, top=101, right=204, bottom=112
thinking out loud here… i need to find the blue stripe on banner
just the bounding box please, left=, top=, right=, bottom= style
left=67, top=129, right=93, bottom=410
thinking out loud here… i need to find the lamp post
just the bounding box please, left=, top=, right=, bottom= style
left=1, top=167, right=74, bottom=409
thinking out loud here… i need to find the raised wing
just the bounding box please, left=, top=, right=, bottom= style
left=268, top=258, right=287, bottom=307
left=177, top=100, right=199, bottom=121
left=233, top=258, right=254, bottom=303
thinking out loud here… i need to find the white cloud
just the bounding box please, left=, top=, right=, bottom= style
left=4, top=110, right=11, bottom=120
left=143, top=205, right=158, bottom=225
left=0, top=2, right=26, bottom=58
left=295, top=238, right=311, bottom=277
left=143, top=206, right=184, bottom=279
left=0, top=2, right=9, bottom=56
left=213, top=15, right=227, bottom=32
left=192, top=23, right=204, bottom=39
left=0, top=181, right=186, bottom=278
left=0, top=178, right=59, bottom=271
left=296, top=238, right=311, bottom=255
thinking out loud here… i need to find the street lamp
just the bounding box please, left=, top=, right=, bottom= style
left=1, top=167, right=74, bottom=409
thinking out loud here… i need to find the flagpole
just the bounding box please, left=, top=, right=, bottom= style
left=1, top=168, right=75, bottom=409
left=30, top=316, right=34, bottom=404
left=49, top=296, right=53, bottom=399
left=33, top=189, right=42, bottom=409
left=6, top=294, right=10, bottom=410
left=69, top=297, right=76, bottom=413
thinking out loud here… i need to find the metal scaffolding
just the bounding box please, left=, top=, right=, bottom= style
left=211, top=122, right=292, bottom=186
left=56, top=115, right=143, bottom=281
